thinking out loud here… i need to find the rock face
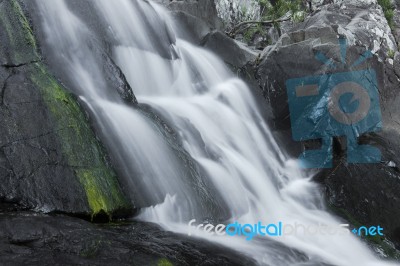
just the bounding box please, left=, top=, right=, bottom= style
left=168, top=0, right=222, bottom=29
left=0, top=0, right=132, bottom=219
left=0, top=212, right=256, bottom=266
left=0, top=1, right=252, bottom=262
left=257, top=0, right=400, bottom=247
left=19, top=0, right=138, bottom=104
left=169, top=10, right=214, bottom=44
left=164, top=0, right=259, bottom=86
left=201, top=30, right=258, bottom=69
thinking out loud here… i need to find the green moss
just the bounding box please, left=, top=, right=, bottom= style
left=0, top=0, right=38, bottom=64
left=80, top=239, right=104, bottom=258
left=76, top=168, right=130, bottom=218
left=328, top=204, right=362, bottom=227
left=387, top=49, right=395, bottom=59
left=30, top=64, right=131, bottom=218
left=10, top=0, right=37, bottom=48
left=378, top=241, right=400, bottom=259
left=1, top=0, right=131, bottom=220
left=328, top=204, right=400, bottom=259
left=157, top=258, right=173, bottom=266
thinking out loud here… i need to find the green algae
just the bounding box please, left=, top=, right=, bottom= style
left=157, top=258, right=174, bottom=266
left=1, top=0, right=131, bottom=219
left=0, top=0, right=38, bottom=64
left=30, top=63, right=131, bottom=219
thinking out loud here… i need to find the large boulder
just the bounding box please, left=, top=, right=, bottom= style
left=202, top=30, right=258, bottom=68
left=168, top=0, right=222, bottom=29
left=169, top=10, right=214, bottom=44
left=166, top=1, right=259, bottom=84
left=257, top=0, right=400, bottom=249
left=0, top=0, right=132, bottom=219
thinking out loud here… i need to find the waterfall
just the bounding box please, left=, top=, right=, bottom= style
left=35, top=0, right=396, bottom=265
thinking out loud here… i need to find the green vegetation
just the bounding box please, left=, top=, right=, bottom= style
left=30, top=63, right=131, bottom=219
left=260, top=0, right=303, bottom=21
left=239, top=0, right=305, bottom=43
left=328, top=204, right=400, bottom=259
left=2, top=0, right=132, bottom=219
left=243, top=23, right=265, bottom=42
left=157, top=258, right=173, bottom=266
left=9, top=0, right=37, bottom=48
left=387, top=49, right=395, bottom=59
left=378, top=0, right=395, bottom=29
left=0, top=0, right=39, bottom=64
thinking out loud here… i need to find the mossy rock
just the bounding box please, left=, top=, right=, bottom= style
left=0, top=0, right=39, bottom=65
left=30, top=63, right=132, bottom=219
left=0, top=0, right=132, bottom=219
left=328, top=204, right=400, bottom=259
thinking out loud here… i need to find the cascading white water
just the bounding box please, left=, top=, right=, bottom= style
left=36, top=0, right=398, bottom=265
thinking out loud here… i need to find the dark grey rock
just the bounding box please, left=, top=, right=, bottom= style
left=168, top=0, right=222, bottom=30
left=0, top=0, right=132, bottom=218
left=101, top=54, right=137, bottom=104
left=0, top=69, right=88, bottom=213
left=170, top=10, right=213, bottom=44
left=19, top=0, right=138, bottom=105
left=0, top=212, right=256, bottom=266
left=202, top=30, right=258, bottom=69
left=392, top=9, right=400, bottom=46
left=0, top=0, right=39, bottom=66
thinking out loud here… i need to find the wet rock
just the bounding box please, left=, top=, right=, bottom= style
left=101, top=54, right=137, bottom=104
left=0, top=0, right=132, bottom=218
left=136, top=104, right=230, bottom=221
left=0, top=0, right=39, bottom=66
left=169, top=11, right=213, bottom=44
left=256, top=0, right=400, bottom=248
left=168, top=0, right=222, bottom=29
left=0, top=212, right=256, bottom=266
left=20, top=0, right=138, bottom=104
left=201, top=30, right=258, bottom=69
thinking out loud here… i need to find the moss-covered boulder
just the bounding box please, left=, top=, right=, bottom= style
left=0, top=0, right=132, bottom=219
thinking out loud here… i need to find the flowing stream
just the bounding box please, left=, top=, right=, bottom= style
left=35, top=0, right=397, bottom=265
